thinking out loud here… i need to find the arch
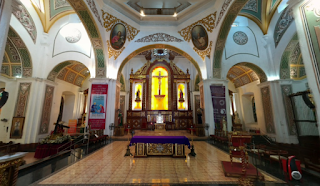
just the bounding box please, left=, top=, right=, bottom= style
left=47, top=61, right=91, bottom=87
left=280, top=33, right=306, bottom=80
left=117, top=44, right=202, bottom=81
left=213, top=0, right=250, bottom=79
left=67, top=0, right=106, bottom=77
left=227, top=62, right=267, bottom=88
left=1, top=27, right=33, bottom=78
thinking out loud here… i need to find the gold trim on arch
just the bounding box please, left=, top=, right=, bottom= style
left=117, top=44, right=203, bottom=81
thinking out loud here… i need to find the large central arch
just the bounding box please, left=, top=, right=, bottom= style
left=117, top=44, right=203, bottom=81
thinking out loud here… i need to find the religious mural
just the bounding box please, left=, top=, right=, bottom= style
left=191, top=25, right=208, bottom=50
left=110, top=23, right=126, bottom=50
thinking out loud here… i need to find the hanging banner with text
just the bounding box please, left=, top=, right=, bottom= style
left=210, top=85, right=227, bottom=129
left=88, top=84, right=108, bottom=129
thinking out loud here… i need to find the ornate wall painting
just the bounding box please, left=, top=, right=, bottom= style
left=14, top=83, right=31, bottom=117
left=110, top=23, right=126, bottom=50
left=39, top=85, right=54, bottom=134
left=191, top=25, right=209, bottom=50
left=261, top=86, right=275, bottom=134
left=315, top=26, right=320, bottom=49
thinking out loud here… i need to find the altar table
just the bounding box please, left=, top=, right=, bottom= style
left=130, top=136, right=190, bottom=158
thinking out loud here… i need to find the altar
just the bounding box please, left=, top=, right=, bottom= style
left=154, top=123, right=166, bottom=131
left=130, top=136, right=190, bottom=158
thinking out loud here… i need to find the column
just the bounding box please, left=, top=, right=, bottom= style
left=292, top=0, right=320, bottom=135
left=187, top=80, right=191, bottom=110
left=129, top=80, right=133, bottom=111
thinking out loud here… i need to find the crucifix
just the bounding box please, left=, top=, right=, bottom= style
left=153, top=71, right=167, bottom=95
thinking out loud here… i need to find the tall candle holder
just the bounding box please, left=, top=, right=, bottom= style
left=124, top=126, right=133, bottom=156
left=188, top=125, right=196, bottom=156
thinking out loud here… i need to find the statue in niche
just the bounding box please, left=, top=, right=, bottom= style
left=135, top=89, right=141, bottom=101
left=179, top=89, right=183, bottom=99
left=233, top=111, right=241, bottom=124
left=197, top=108, right=203, bottom=124
left=222, top=116, right=227, bottom=132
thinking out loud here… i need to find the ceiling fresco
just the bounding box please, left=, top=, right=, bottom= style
left=227, top=65, right=260, bottom=88
left=239, top=0, right=282, bottom=34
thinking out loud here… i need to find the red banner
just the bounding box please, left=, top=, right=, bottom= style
left=88, top=84, right=108, bottom=129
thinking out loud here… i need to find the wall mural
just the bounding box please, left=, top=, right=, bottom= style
left=110, top=23, right=126, bottom=50
left=135, top=33, right=183, bottom=43
left=14, top=83, right=31, bottom=117
left=12, top=2, right=37, bottom=43
left=261, top=86, right=275, bottom=134
left=39, top=85, right=54, bottom=134
left=301, top=2, right=320, bottom=89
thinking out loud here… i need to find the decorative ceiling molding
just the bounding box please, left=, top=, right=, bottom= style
left=101, top=10, right=140, bottom=41
left=227, top=65, right=259, bottom=88
left=178, top=12, right=217, bottom=42
left=54, top=0, right=70, bottom=10
left=193, top=41, right=213, bottom=61
left=12, top=2, right=37, bottom=43
left=216, top=0, right=232, bottom=26
left=274, top=7, right=294, bottom=47
left=86, top=0, right=102, bottom=26
left=135, top=33, right=183, bottom=43
left=107, top=40, right=125, bottom=60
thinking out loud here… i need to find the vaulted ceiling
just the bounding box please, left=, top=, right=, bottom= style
left=239, top=0, right=282, bottom=34
left=227, top=65, right=260, bottom=88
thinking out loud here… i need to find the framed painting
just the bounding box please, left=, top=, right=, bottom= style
left=191, top=25, right=208, bottom=50
left=10, top=117, right=25, bottom=139
left=110, top=23, right=126, bottom=50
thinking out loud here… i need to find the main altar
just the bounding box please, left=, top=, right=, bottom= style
left=127, top=59, right=193, bottom=130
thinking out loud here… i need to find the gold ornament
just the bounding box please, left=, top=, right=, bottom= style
left=107, top=40, right=125, bottom=59
left=178, top=12, right=217, bottom=42
left=102, top=10, right=140, bottom=41
left=193, top=41, right=213, bottom=61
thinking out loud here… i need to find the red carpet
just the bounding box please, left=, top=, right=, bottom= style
left=221, top=161, right=264, bottom=180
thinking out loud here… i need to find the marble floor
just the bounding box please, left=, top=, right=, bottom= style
left=34, top=141, right=284, bottom=185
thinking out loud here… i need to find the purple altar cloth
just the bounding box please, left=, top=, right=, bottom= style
left=130, top=136, right=190, bottom=148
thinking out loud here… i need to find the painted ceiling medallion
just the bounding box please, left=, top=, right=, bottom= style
left=191, top=25, right=209, bottom=50
left=233, top=31, right=248, bottom=45
left=65, top=28, right=82, bottom=43
left=135, top=33, right=183, bottom=42
left=178, top=12, right=217, bottom=42
left=110, top=23, right=126, bottom=50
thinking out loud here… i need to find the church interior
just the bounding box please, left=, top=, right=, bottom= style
left=1, top=0, right=320, bottom=185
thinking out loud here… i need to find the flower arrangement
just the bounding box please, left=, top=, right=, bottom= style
left=40, top=134, right=71, bottom=144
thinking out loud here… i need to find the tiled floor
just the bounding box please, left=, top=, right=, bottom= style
left=35, top=141, right=284, bottom=185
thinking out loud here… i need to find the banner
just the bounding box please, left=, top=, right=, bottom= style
left=88, top=84, right=108, bottom=129
left=210, top=85, right=227, bottom=129
left=68, top=119, right=77, bottom=134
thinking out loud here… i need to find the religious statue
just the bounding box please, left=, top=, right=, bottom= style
left=222, top=116, right=227, bottom=132
left=197, top=108, right=203, bottom=124
left=118, top=110, right=123, bottom=126
left=233, top=111, right=241, bottom=124
left=0, top=87, right=9, bottom=114
left=136, top=89, right=140, bottom=99
left=179, top=89, right=183, bottom=99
